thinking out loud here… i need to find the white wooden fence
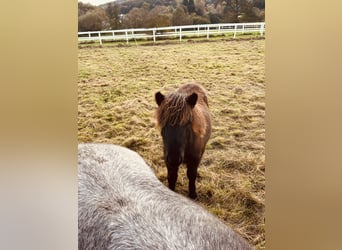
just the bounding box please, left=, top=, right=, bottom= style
left=78, top=22, right=265, bottom=44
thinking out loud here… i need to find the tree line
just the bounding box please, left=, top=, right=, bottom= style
left=78, top=0, right=265, bottom=32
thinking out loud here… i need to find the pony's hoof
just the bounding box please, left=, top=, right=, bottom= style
left=189, top=192, right=197, bottom=199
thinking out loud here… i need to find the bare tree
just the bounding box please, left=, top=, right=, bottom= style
left=172, top=5, right=192, bottom=25
left=78, top=2, right=96, bottom=17
left=123, top=7, right=148, bottom=28
left=78, top=8, right=109, bottom=31
left=147, top=6, right=173, bottom=27
left=105, top=3, right=121, bottom=30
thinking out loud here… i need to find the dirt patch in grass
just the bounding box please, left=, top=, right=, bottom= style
left=78, top=39, right=265, bottom=249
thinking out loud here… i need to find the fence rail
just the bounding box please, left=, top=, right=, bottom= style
left=78, top=22, right=265, bottom=44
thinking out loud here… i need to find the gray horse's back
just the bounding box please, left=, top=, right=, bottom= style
left=78, top=143, right=254, bottom=250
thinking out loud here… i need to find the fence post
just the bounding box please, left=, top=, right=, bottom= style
left=125, top=31, right=128, bottom=44
left=98, top=32, right=102, bottom=45
left=234, top=24, right=237, bottom=38
left=207, top=25, right=210, bottom=39
left=260, top=23, right=264, bottom=36
left=153, top=28, right=156, bottom=43
left=179, top=27, right=182, bottom=42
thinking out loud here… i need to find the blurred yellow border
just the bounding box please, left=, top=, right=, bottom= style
left=1, top=1, right=341, bottom=249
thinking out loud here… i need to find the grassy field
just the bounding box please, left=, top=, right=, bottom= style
left=78, top=38, right=265, bottom=249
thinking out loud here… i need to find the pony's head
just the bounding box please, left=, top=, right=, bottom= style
left=155, top=91, right=198, bottom=167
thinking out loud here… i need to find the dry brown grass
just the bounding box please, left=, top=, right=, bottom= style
left=78, top=38, right=265, bottom=249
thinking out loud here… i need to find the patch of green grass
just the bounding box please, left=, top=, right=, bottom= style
left=78, top=69, right=91, bottom=79
left=78, top=33, right=264, bottom=48
left=78, top=39, right=265, bottom=249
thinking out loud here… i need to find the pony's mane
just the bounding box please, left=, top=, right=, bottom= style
left=155, top=83, right=210, bottom=138
left=156, top=92, right=193, bottom=128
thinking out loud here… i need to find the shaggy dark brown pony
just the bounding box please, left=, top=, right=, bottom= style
left=155, top=83, right=211, bottom=199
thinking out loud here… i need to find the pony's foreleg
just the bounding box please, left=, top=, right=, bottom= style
left=167, top=165, right=179, bottom=191
left=187, top=159, right=200, bottom=199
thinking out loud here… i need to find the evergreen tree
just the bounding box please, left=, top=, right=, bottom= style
left=188, top=0, right=195, bottom=13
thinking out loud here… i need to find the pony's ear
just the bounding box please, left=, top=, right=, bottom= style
left=155, top=92, right=165, bottom=106
left=186, top=93, right=198, bottom=108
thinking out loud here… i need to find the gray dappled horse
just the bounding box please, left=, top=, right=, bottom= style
left=78, top=143, right=253, bottom=250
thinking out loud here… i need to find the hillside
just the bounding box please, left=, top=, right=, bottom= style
left=100, top=0, right=265, bottom=15
left=102, top=0, right=178, bottom=14
left=79, top=0, right=264, bottom=31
